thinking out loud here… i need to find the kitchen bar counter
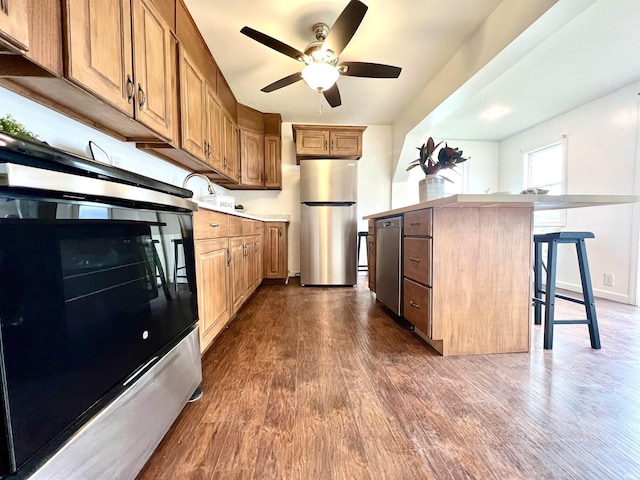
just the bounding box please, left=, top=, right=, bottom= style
left=364, top=193, right=640, bottom=219
left=365, top=194, right=639, bottom=356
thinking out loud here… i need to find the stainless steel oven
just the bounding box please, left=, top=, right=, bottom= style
left=0, top=133, right=201, bottom=478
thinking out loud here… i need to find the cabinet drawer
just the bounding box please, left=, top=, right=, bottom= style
left=229, top=215, right=243, bottom=237
left=242, top=219, right=263, bottom=235
left=403, top=278, right=431, bottom=336
left=403, top=237, right=431, bottom=285
left=194, top=210, right=229, bottom=240
left=404, top=209, right=432, bottom=237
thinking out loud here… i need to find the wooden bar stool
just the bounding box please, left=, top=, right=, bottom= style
left=532, top=232, right=601, bottom=350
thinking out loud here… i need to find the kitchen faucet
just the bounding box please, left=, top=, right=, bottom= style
left=182, top=172, right=216, bottom=197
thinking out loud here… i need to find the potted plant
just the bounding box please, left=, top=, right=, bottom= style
left=0, top=114, right=38, bottom=141
left=406, top=137, right=469, bottom=202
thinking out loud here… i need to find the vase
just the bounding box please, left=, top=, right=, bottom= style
left=419, top=175, right=445, bottom=202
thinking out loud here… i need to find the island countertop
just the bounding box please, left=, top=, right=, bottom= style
left=364, top=193, right=640, bottom=219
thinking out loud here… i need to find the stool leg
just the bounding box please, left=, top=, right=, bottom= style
left=543, top=239, right=558, bottom=349
left=357, top=234, right=362, bottom=268
left=575, top=239, right=601, bottom=349
left=534, top=241, right=543, bottom=325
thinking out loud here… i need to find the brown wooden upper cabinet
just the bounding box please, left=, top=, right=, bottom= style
left=239, top=128, right=264, bottom=188
left=292, top=125, right=367, bottom=161
left=65, top=0, right=173, bottom=141
left=0, top=0, right=29, bottom=53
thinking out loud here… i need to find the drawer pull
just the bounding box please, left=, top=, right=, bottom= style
left=409, top=300, right=421, bottom=309
left=210, top=223, right=220, bottom=228
left=410, top=222, right=421, bottom=226
left=409, top=256, right=421, bottom=263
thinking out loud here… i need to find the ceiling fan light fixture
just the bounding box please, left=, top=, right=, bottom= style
left=301, top=62, right=339, bottom=92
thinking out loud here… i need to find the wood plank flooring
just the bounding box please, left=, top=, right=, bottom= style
left=137, top=276, right=640, bottom=480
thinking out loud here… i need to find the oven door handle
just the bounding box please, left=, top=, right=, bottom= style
left=122, top=355, right=160, bottom=387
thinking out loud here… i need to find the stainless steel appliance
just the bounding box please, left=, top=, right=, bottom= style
left=300, top=159, right=358, bottom=286
left=0, top=133, right=202, bottom=479
left=376, top=216, right=403, bottom=315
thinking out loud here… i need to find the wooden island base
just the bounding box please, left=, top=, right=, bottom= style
left=365, top=193, right=639, bottom=356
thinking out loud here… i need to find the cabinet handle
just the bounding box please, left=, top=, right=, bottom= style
left=126, top=75, right=135, bottom=104
left=278, top=226, right=282, bottom=237
left=410, top=222, right=421, bottom=226
left=409, top=300, right=421, bottom=309
left=227, top=248, right=231, bottom=266
left=137, top=83, right=146, bottom=110
left=255, top=243, right=259, bottom=252
left=409, top=256, right=421, bottom=263
left=324, top=139, right=328, bottom=150
left=210, top=223, right=220, bottom=228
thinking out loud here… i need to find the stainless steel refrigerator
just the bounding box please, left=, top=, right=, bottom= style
left=300, top=159, right=358, bottom=286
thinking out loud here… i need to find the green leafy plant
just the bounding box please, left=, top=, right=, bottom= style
left=0, top=114, right=38, bottom=140
left=406, top=136, right=468, bottom=182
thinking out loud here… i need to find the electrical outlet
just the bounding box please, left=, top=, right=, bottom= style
left=110, top=156, right=123, bottom=167
left=603, top=273, right=615, bottom=286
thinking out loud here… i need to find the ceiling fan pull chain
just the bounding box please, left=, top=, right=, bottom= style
left=318, top=91, right=324, bottom=114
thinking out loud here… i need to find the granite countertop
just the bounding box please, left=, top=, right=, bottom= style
left=364, top=193, right=640, bottom=219
left=195, top=201, right=290, bottom=223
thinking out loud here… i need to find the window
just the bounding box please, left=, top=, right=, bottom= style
left=523, top=140, right=565, bottom=226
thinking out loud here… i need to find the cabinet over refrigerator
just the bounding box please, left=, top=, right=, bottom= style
left=300, top=159, right=358, bottom=286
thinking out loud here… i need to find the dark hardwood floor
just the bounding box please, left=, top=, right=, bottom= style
left=137, top=275, right=640, bottom=480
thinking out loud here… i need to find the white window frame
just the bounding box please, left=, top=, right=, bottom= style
left=522, top=137, right=567, bottom=227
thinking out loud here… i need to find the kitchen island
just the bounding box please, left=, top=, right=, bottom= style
left=365, top=194, right=639, bottom=355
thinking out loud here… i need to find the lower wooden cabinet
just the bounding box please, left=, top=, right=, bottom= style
left=229, top=236, right=246, bottom=314
left=194, top=238, right=231, bottom=353
left=403, top=278, right=431, bottom=336
left=193, top=210, right=285, bottom=353
left=264, top=222, right=288, bottom=281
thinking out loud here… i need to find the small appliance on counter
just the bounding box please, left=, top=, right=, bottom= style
left=0, top=132, right=202, bottom=479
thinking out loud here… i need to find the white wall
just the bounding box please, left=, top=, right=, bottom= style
left=499, top=81, right=640, bottom=304
left=233, top=124, right=393, bottom=275
left=401, top=140, right=500, bottom=206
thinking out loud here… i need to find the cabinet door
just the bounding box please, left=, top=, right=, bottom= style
left=66, top=0, right=133, bottom=114
left=240, top=129, right=264, bottom=187
left=206, top=87, right=223, bottom=171
left=264, top=134, right=281, bottom=189
left=131, top=0, right=173, bottom=140
left=223, top=113, right=239, bottom=182
left=195, top=238, right=230, bottom=353
left=296, top=129, right=329, bottom=156
left=0, top=0, right=29, bottom=52
left=179, top=46, right=206, bottom=161
left=330, top=130, right=362, bottom=157
left=244, top=235, right=256, bottom=294
left=229, top=236, right=246, bottom=314
left=264, top=222, right=287, bottom=279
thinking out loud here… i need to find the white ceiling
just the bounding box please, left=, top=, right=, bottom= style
left=184, top=0, right=640, bottom=141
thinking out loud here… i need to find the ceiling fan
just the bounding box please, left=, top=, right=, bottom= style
left=240, top=0, right=402, bottom=108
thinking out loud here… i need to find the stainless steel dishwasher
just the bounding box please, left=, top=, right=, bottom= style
left=376, top=216, right=403, bottom=315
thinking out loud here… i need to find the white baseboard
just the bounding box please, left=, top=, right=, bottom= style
left=556, top=280, right=630, bottom=304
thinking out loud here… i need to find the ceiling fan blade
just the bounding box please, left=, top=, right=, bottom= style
left=261, top=72, right=303, bottom=93
left=241, top=26, right=305, bottom=62
left=323, top=84, right=342, bottom=108
left=322, top=0, right=368, bottom=57
left=339, top=61, right=402, bottom=78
